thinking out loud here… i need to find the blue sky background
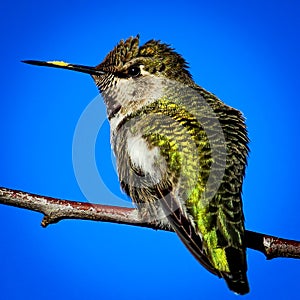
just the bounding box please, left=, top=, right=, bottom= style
left=1, top=1, right=299, bottom=299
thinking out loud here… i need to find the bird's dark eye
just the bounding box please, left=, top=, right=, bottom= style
left=128, top=65, right=141, bottom=77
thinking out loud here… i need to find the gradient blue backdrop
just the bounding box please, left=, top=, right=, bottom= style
left=1, top=1, right=299, bottom=299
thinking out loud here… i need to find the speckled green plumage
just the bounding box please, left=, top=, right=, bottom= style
left=113, top=87, right=249, bottom=290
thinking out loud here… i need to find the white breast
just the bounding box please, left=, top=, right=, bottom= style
left=127, top=133, right=166, bottom=183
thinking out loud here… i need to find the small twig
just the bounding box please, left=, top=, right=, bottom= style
left=0, top=186, right=299, bottom=260
left=245, top=230, right=300, bottom=259
left=0, top=187, right=171, bottom=230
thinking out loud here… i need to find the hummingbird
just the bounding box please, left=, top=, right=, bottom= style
left=23, top=35, right=250, bottom=295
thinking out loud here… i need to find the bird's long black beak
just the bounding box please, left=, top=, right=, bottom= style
left=22, top=60, right=105, bottom=76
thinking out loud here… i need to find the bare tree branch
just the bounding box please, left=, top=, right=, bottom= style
left=0, top=186, right=299, bottom=260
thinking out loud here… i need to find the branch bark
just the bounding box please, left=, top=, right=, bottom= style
left=0, top=186, right=299, bottom=260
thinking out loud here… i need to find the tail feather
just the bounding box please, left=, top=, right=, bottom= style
left=222, top=271, right=250, bottom=295
left=159, top=192, right=250, bottom=295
